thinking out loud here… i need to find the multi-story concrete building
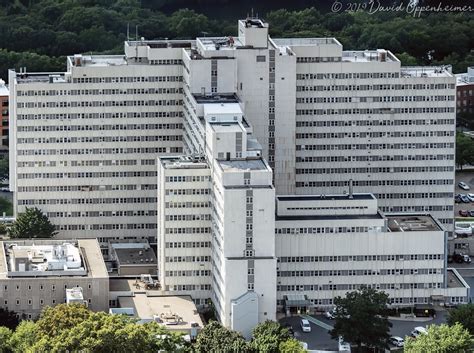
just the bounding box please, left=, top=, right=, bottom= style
left=275, top=194, right=468, bottom=312
left=0, top=80, right=8, bottom=149
left=0, top=239, right=109, bottom=318
left=9, top=17, right=456, bottom=241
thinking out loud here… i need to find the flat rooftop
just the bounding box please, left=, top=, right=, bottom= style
left=114, top=247, right=157, bottom=267
left=69, top=55, right=126, bottom=67
left=160, top=155, right=208, bottom=169
left=273, top=38, right=339, bottom=47
left=401, top=66, right=452, bottom=78
left=342, top=50, right=398, bottom=63
left=219, top=158, right=267, bottom=172
left=276, top=213, right=383, bottom=222
left=209, top=121, right=241, bottom=133
left=447, top=269, right=465, bottom=288
left=118, top=294, right=203, bottom=330
left=194, top=93, right=239, bottom=104
left=197, top=37, right=243, bottom=51
left=386, top=215, right=441, bottom=232
left=277, top=194, right=375, bottom=202
left=0, top=239, right=107, bottom=279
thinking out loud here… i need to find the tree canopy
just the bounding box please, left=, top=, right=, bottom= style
left=404, top=323, right=473, bottom=353
left=456, top=132, right=474, bottom=170
left=330, top=287, right=392, bottom=350
left=251, top=320, right=291, bottom=353
left=0, top=308, right=20, bottom=330
left=9, top=206, right=57, bottom=238
left=2, top=303, right=190, bottom=353
left=194, top=321, right=251, bottom=353
left=447, top=304, right=474, bottom=335
left=0, top=2, right=472, bottom=81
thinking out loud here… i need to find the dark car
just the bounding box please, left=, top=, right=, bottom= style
left=469, top=210, right=474, bottom=217
left=453, top=253, right=465, bottom=263
left=455, top=194, right=462, bottom=203
left=284, top=323, right=294, bottom=337
left=459, top=210, right=469, bottom=217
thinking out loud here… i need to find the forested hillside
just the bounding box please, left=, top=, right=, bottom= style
left=0, top=0, right=472, bottom=80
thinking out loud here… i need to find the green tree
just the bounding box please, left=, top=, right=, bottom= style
left=7, top=321, right=37, bottom=353
left=194, top=321, right=251, bottom=353
left=0, top=157, right=8, bottom=182
left=0, top=308, right=20, bottom=330
left=0, top=326, right=12, bottom=353
left=251, top=320, right=291, bottom=353
left=447, top=304, right=474, bottom=335
left=9, top=207, right=57, bottom=238
left=405, top=323, right=472, bottom=353
left=330, top=287, right=392, bottom=351
left=456, top=132, right=474, bottom=170
left=35, top=303, right=91, bottom=338
left=279, top=338, right=306, bottom=353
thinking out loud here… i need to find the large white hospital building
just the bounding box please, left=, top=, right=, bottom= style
left=8, top=18, right=463, bottom=335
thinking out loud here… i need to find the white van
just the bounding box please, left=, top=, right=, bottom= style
left=300, top=319, right=311, bottom=333
left=455, top=222, right=473, bottom=237
left=411, top=326, right=427, bottom=338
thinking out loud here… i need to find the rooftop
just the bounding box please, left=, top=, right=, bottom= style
left=112, top=245, right=157, bottom=267
left=447, top=268, right=466, bottom=288
left=273, top=38, right=339, bottom=47
left=277, top=194, right=375, bottom=202
left=456, top=67, right=474, bottom=86
left=160, top=155, right=208, bottom=169
left=117, top=294, right=203, bottom=330
left=197, top=37, right=242, bottom=51
left=69, top=55, right=126, bottom=67
left=219, top=158, right=268, bottom=172
left=194, top=93, right=239, bottom=104
left=386, top=214, right=441, bottom=232
left=401, top=66, right=452, bottom=78
left=0, top=239, right=107, bottom=278
left=342, top=50, right=398, bottom=63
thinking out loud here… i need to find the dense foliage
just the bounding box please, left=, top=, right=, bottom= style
left=330, top=287, right=392, bottom=351
left=194, top=320, right=303, bottom=352
left=0, top=304, right=190, bottom=353
left=404, top=323, right=473, bottom=352
left=9, top=206, right=57, bottom=238
left=0, top=1, right=472, bottom=81
left=447, top=304, right=474, bottom=335
left=0, top=308, right=20, bottom=331
left=456, top=132, right=474, bottom=169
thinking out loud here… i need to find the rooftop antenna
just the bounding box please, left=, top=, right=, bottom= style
left=201, top=31, right=208, bottom=38
left=251, top=8, right=254, bottom=18
left=127, top=23, right=130, bottom=41
left=135, top=25, right=139, bottom=60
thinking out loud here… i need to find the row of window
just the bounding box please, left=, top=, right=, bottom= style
left=17, top=87, right=183, bottom=97
left=296, top=107, right=455, bottom=115
left=276, top=227, right=370, bottom=235
left=296, top=179, right=453, bottom=187
left=296, top=118, right=454, bottom=127
left=278, top=254, right=444, bottom=263
left=296, top=142, right=454, bottom=151
left=296, top=131, right=453, bottom=139
left=165, top=284, right=211, bottom=291
left=296, top=167, right=453, bottom=175
left=278, top=268, right=442, bottom=277
left=71, top=75, right=183, bottom=83
left=165, top=256, right=210, bottom=263
left=18, top=135, right=182, bottom=144
left=165, top=188, right=210, bottom=196
left=296, top=154, right=454, bottom=163
left=296, top=83, right=453, bottom=91
left=55, top=223, right=156, bottom=231
left=19, top=197, right=157, bottom=205
left=165, top=227, right=211, bottom=234
left=278, top=282, right=443, bottom=291
left=165, top=201, right=211, bottom=208
left=165, top=242, right=211, bottom=248
left=17, top=100, right=183, bottom=109
left=47, top=210, right=157, bottom=218
left=2, top=283, right=92, bottom=291
left=17, top=111, right=183, bottom=121
left=296, top=72, right=403, bottom=79
left=18, top=147, right=174, bottom=156
left=18, top=170, right=159, bottom=179
left=165, top=176, right=210, bottom=183
left=165, top=270, right=210, bottom=277
left=296, top=95, right=454, bottom=103
left=165, top=214, right=211, bottom=221
left=18, top=184, right=156, bottom=192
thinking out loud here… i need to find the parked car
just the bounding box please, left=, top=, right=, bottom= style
left=411, top=326, right=428, bottom=338
left=459, top=210, right=469, bottom=217
left=453, top=253, right=465, bottom=264
left=324, top=309, right=336, bottom=319
left=284, top=323, right=294, bottom=337
left=459, top=182, right=470, bottom=190
left=463, top=254, right=472, bottom=264
left=388, top=336, right=404, bottom=347
left=470, top=211, right=474, bottom=217
left=455, top=223, right=473, bottom=237
left=338, top=337, right=351, bottom=352
left=468, top=194, right=474, bottom=202
left=300, top=319, right=311, bottom=333
left=455, top=194, right=463, bottom=203
left=0, top=186, right=9, bottom=192
left=461, top=195, right=471, bottom=203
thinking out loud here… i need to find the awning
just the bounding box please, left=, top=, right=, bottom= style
left=430, top=295, right=445, bottom=301
left=284, top=294, right=312, bottom=307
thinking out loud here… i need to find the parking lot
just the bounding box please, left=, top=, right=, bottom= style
left=455, top=171, right=474, bottom=218
left=279, top=312, right=448, bottom=351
